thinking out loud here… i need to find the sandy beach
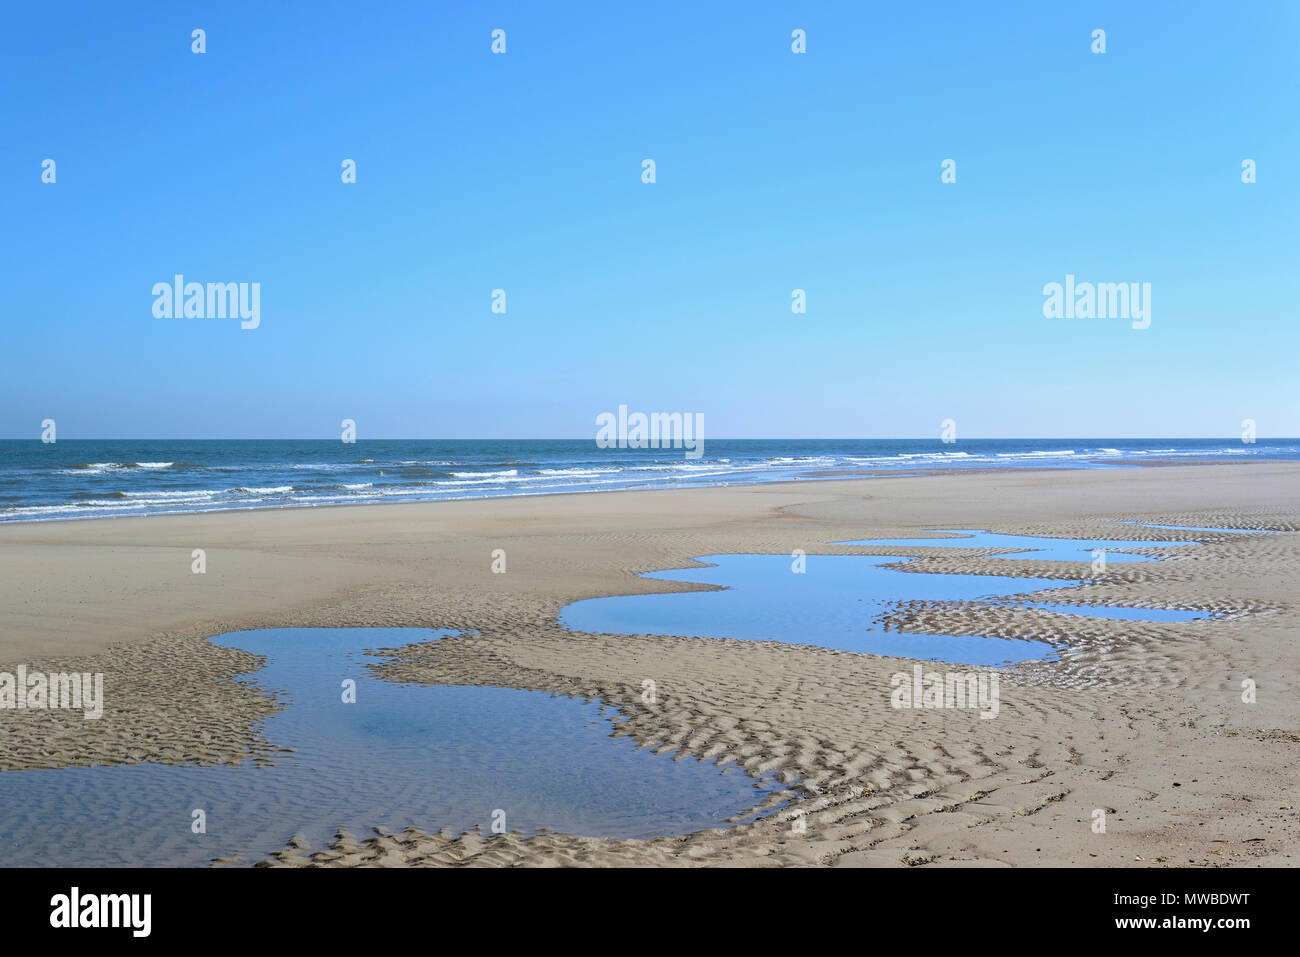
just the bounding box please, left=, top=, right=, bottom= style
left=2, top=463, right=1297, bottom=867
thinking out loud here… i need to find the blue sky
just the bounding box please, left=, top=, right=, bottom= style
left=2, top=1, right=1296, bottom=439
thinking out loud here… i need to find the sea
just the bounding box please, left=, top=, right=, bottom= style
left=0, top=438, right=1295, bottom=524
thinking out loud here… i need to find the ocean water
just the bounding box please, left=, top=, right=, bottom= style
left=1, top=438, right=1296, bottom=523
left=0, top=629, right=778, bottom=867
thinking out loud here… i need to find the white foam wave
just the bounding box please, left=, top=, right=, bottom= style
left=123, top=489, right=219, bottom=499
left=450, top=469, right=518, bottom=478
left=537, top=467, right=621, bottom=476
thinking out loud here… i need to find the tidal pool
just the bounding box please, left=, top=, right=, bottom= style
left=0, top=628, right=776, bottom=867
left=834, top=529, right=1197, bottom=563
left=839, top=529, right=1212, bottom=621
left=562, top=530, right=1216, bottom=664
left=563, top=554, right=1062, bottom=665
left=1017, top=601, right=1208, bottom=622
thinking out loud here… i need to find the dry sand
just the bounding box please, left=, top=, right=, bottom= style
left=1, top=463, right=1297, bottom=867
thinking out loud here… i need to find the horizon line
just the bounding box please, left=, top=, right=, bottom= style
left=2, top=436, right=1296, bottom=443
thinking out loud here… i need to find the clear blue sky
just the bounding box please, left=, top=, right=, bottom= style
left=2, top=1, right=1296, bottom=439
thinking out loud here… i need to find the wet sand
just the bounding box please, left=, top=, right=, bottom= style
left=1, top=464, right=1297, bottom=866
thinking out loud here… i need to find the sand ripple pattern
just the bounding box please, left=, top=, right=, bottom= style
left=265, top=507, right=1300, bottom=867
left=3, top=470, right=1295, bottom=867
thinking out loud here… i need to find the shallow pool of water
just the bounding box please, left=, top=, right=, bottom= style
left=562, top=534, right=1217, bottom=663
left=0, top=628, right=776, bottom=867
left=834, top=529, right=1197, bottom=563
left=563, top=554, right=1062, bottom=665
left=1014, top=601, right=1209, bottom=622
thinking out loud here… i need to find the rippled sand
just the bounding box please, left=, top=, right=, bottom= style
left=1, top=463, right=1297, bottom=867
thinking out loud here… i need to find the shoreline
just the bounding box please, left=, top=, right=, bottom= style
left=2, top=464, right=1298, bottom=866
left=4, top=452, right=1296, bottom=529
